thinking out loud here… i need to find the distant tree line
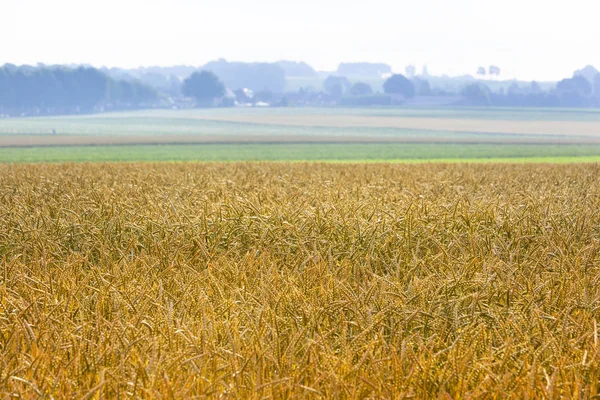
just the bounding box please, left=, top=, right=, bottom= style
left=181, top=68, right=600, bottom=109
left=0, top=64, right=158, bottom=116
left=3, top=60, right=600, bottom=116
left=461, top=75, right=600, bottom=107
left=326, top=74, right=417, bottom=106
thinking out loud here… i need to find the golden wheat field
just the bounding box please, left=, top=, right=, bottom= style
left=1, top=162, right=600, bottom=398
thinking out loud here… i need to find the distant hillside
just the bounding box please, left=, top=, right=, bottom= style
left=102, top=67, right=184, bottom=96
left=277, top=61, right=317, bottom=78
left=425, top=75, right=556, bottom=95
left=104, top=66, right=196, bottom=81
left=201, top=59, right=286, bottom=93
left=336, top=63, right=392, bottom=78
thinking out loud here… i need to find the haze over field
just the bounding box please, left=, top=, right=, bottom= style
left=2, top=0, right=600, bottom=80
left=5, top=1, right=600, bottom=398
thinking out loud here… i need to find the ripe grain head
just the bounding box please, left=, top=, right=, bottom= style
left=0, top=162, right=599, bottom=398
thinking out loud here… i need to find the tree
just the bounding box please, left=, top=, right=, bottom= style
left=323, top=76, right=351, bottom=98
left=73, top=67, right=110, bottom=109
left=0, top=64, right=157, bottom=116
left=556, top=75, right=593, bottom=107
left=383, top=74, right=415, bottom=98
left=489, top=65, right=501, bottom=77
left=477, top=67, right=487, bottom=78
left=412, top=78, right=432, bottom=96
left=405, top=65, right=416, bottom=78
left=109, top=79, right=158, bottom=107
left=594, top=74, right=600, bottom=98
left=573, top=65, right=599, bottom=83
left=461, top=83, right=491, bottom=106
left=350, top=82, right=373, bottom=96
left=182, top=71, right=225, bottom=103
left=530, top=81, right=542, bottom=94
left=556, top=75, right=592, bottom=97
left=507, top=82, right=520, bottom=95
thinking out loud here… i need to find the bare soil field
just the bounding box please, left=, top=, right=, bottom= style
left=197, top=114, right=600, bottom=137
left=3, top=108, right=600, bottom=148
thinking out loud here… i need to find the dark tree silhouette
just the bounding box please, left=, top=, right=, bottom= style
left=412, top=78, right=432, bottom=96
left=350, top=82, right=373, bottom=96
left=182, top=71, right=225, bottom=103
left=462, top=83, right=491, bottom=106
left=383, top=74, right=415, bottom=98
left=0, top=64, right=157, bottom=116
left=556, top=76, right=593, bottom=97
left=594, top=74, right=600, bottom=98
left=489, top=65, right=501, bottom=76
left=323, top=76, right=351, bottom=98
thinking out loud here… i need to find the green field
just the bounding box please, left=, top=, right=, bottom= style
left=4, top=143, right=600, bottom=163
left=3, top=107, right=600, bottom=162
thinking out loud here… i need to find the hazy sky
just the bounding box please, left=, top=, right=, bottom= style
left=2, top=0, right=598, bottom=80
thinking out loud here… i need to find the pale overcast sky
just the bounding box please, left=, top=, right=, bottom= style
left=1, top=0, right=598, bottom=80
